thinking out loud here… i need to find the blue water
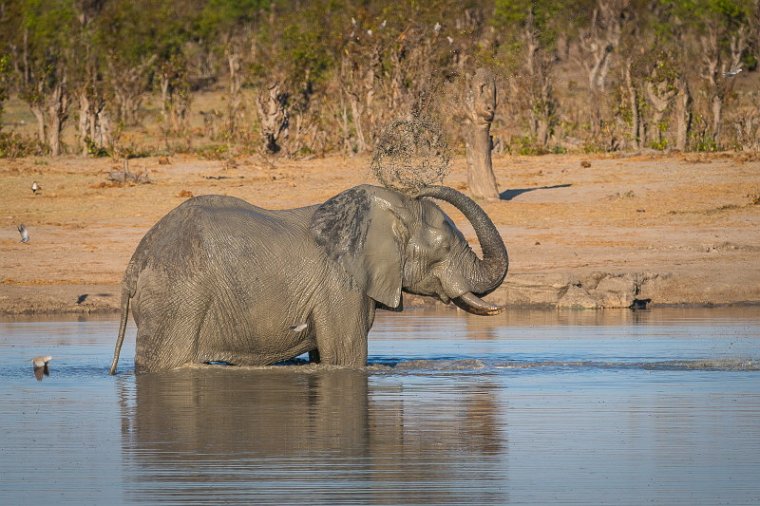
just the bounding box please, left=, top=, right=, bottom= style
left=1, top=307, right=759, bottom=505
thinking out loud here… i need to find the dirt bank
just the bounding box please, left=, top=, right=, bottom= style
left=2, top=152, right=759, bottom=315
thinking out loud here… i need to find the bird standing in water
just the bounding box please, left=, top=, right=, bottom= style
left=32, top=356, right=52, bottom=381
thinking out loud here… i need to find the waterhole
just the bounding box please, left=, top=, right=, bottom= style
left=1, top=307, right=759, bottom=504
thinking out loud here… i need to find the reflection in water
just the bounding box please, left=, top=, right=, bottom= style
left=122, top=368, right=507, bottom=504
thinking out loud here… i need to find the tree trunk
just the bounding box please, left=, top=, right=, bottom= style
left=95, top=108, right=112, bottom=150
left=31, top=103, right=46, bottom=145
left=46, top=78, right=69, bottom=157
left=524, top=10, right=555, bottom=149
left=711, top=94, right=723, bottom=144
left=348, top=91, right=366, bottom=154
left=107, top=55, right=156, bottom=127
left=78, top=82, right=110, bottom=156
left=674, top=78, right=691, bottom=152
left=160, top=73, right=171, bottom=127
left=465, top=68, right=499, bottom=200
left=79, top=91, right=91, bottom=156
left=226, top=49, right=242, bottom=138
left=623, top=59, right=639, bottom=150
left=645, top=80, right=675, bottom=148
left=48, top=117, right=61, bottom=156
left=339, top=92, right=351, bottom=155
left=699, top=28, right=723, bottom=147
left=256, top=82, right=288, bottom=154
left=577, top=1, right=625, bottom=139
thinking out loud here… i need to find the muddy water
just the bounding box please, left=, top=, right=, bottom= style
left=1, top=308, right=759, bottom=505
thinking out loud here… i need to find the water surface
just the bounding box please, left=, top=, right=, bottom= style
left=1, top=307, right=759, bottom=505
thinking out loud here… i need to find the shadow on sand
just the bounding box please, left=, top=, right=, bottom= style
left=500, top=183, right=571, bottom=201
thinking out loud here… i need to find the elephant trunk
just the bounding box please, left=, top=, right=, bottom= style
left=416, top=186, right=508, bottom=296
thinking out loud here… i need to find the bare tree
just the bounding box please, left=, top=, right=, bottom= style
left=464, top=68, right=499, bottom=200
left=340, top=54, right=370, bottom=154
left=159, top=54, right=191, bottom=138
left=107, top=54, right=156, bottom=127
left=699, top=19, right=748, bottom=145
left=577, top=0, right=628, bottom=137
left=256, top=82, right=289, bottom=154
left=223, top=33, right=248, bottom=139
left=622, top=58, right=641, bottom=149
left=644, top=64, right=677, bottom=148
left=523, top=7, right=556, bottom=148
left=673, top=77, right=692, bottom=151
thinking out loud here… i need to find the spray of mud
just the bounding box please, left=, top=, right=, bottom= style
left=371, top=115, right=451, bottom=194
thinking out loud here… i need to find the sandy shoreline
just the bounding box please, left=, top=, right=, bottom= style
left=2, top=152, right=759, bottom=315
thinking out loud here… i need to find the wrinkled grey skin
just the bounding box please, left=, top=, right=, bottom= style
left=109, top=184, right=508, bottom=374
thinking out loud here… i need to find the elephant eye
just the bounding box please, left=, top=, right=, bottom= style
left=429, top=233, right=450, bottom=253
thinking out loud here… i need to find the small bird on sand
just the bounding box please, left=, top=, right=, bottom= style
left=32, top=355, right=52, bottom=381
left=31, top=181, right=41, bottom=194
left=17, top=224, right=29, bottom=243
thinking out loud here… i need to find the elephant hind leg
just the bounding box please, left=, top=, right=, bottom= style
left=135, top=328, right=196, bottom=373
left=134, top=303, right=201, bottom=372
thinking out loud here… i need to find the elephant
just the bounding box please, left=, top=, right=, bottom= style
left=109, top=184, right=508, bottom=374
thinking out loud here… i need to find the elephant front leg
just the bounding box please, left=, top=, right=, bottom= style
left=314, top=299, right=375, bottom=368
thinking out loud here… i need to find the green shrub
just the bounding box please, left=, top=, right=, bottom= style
left=0, top=132, right=47, bottom=158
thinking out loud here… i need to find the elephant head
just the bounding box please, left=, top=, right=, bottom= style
left=310, top=185, right=508, bottom=315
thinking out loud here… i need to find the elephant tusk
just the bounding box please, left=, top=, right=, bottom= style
left=453, top=292, right=504, bottom=316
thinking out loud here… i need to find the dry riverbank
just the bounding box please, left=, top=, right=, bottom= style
left=2, top=152, right=759, bottom=315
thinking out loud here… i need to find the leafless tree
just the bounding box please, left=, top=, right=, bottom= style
left=699, top=20, right=748, bottom=144
left=464, top=68, right=499, bottom=200
left=523, top=7, right=556, bottom=148
left=622, top=58, right=641, bottom=149
left=576, top=0, right=628, bottom=137
left=673, top=77, right=692, bottom=151
left=107, top=54, right=156, bottom=127
left=256, top=81, right=289, bottom=154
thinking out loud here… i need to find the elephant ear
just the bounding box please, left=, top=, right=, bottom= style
left=310, top=186, right=405, bottom=308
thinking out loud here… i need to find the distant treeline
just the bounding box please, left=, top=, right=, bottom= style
left=0, top=0, right=759, bottom=158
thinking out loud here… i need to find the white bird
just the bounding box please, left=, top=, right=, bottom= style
left=434, top=22, right=441, bottom=34
left=447, top=36, right=454, bottom=45
left=17, top=224, right=29, bottom=243
left=723, top=66, right=742, bottom=78
left=32, top=355, right=52, bottom=381
left=290, top=323, right=308, bottom=332
left=366, top=29, right=372, bottom=37
left=31, top=181, right=41, bottom=194
left=380, top=19, right=387, bottom=29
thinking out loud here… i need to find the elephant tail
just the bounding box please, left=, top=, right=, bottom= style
left=109, top=285, right=132, bottom=375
